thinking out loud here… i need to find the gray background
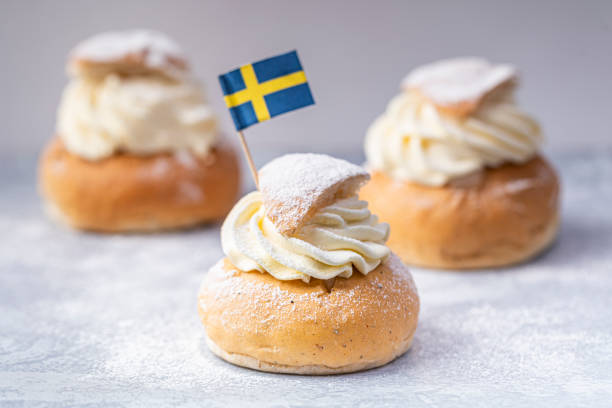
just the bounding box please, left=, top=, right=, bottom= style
left=1, top=0, right=611, bottom=165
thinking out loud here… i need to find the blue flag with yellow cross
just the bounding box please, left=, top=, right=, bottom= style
left=219, top=50, right=315, bottom=131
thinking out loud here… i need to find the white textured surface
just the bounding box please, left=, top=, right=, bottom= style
left=1, top=152, right=612, bottom=407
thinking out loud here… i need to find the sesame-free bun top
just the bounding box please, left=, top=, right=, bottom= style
left=222, top=153, right=391, bottom=282
left=402, top=57, right=517, bottom=117
left=68, top=29, right=188, bottom=79
left=259, top=153, right=370, bottom=235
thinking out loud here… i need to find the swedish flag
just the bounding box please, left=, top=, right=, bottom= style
left=219, top=51, right=315, bottom=131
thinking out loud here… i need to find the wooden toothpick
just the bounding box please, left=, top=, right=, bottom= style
left=237, top=131, right=259, bottom=190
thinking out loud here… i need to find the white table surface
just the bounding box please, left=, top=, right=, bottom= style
left=1, top=151, right=611, bottom=407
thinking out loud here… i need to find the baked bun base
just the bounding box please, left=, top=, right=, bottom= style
left=360, top=155, right=560, bottom=269
left=198, top=255, right=419, bottom=375
left=39, top=137, right=240, bottom=232
left=204, top=331, right=415, bottom=375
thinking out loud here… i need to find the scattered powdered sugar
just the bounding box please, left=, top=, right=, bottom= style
left=259, top=153, right=369, bottom=235
left=502, top=178, right=538, bottom=195
left=402, top=57, right=517, bottom=106
left=147, top=157, right=172, bottom=178
left=173, top=150, right=198, bottom=170
left=70, top=29, right=186, bottom=71
left=177, top=181, right=204, bottom=203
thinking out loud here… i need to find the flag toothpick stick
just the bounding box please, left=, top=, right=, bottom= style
left=237, top=131, right=259, bottom=190
left=219, top=50, right=314, bottom=192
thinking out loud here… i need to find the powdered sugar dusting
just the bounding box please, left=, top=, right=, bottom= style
left=147, top=157, right=172, bottom=178
left=200, top=253, right=418, bottom=331
left=178, top=181, right=204, bottom=202
left=259, top=153, right=369, bottom=235
left=402, top=57, right=517, bottom=106
left=174, top=150, right=198, bottom=170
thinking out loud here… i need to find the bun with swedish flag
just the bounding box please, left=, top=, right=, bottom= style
left=198, top=153, right=419, bottom=375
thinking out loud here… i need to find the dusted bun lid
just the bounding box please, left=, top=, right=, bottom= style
left=402, top=57, right=517, bottom=116
left=259, top=153, right=369, bottom=235
left=68, top=29, right=188, bottom=78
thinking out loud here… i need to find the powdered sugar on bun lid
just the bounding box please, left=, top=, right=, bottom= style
left=402, top=57, right=517, bottom=116
left=68, top=30, right=188, bottom=78
left=259, top=153, right=369, bottom=236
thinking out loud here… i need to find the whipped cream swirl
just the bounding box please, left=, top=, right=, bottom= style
left=221, top=192, right=390, bottom=282
left=57, top=74, right=218, bottom=160
left=365, top=90, right=542, bottom=186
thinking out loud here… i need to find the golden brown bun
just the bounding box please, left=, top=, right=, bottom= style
left=39, top=137, right=240, bottom=232
left=198, top=255, right=419, bottom=374
left=360, top=155, right=560, bottom=269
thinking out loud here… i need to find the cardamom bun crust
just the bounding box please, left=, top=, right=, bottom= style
left=360, top=155, right=560, bottom=269
left=39, top=137, right=240, bottom=232
left=198, top=255, right=419, bottom=374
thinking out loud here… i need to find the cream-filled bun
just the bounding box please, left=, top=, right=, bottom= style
left=39, top=30, right=240, bottom=232
left=362, top=58, right=560, bottom=269
left=198, top=154, right=420, bottom=374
